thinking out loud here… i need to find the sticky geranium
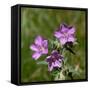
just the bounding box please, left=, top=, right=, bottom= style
left=30, top=36, right=48, bottom=60
left=46, top=50, right=63, bottom=71
left=54, top=23, right=76, bottom=45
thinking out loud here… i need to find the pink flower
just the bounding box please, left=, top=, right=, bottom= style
left=46, top=50, right=63, bottom=71
left=54, top=24, right=75, bottom=45
left=30, top=36, right=48, bottom=60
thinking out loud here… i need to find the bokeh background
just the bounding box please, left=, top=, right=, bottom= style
left=21, top=7, right=86, bottom=83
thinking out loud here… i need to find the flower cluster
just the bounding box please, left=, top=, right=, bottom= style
left=30, top=23, right=76, bottom=72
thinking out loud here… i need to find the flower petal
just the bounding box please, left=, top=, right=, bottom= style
left=42, top=40, right=48, bottom=48
left=61, top=24, right=68, bottom=33
left=54, top=31, right=63, bottom=38
left=32, top=52, right=41, bottom=60
left=53, top=60, right=61, bottom=67
left=35, top=36, right=43, bottom=46
left=51, top=50, right=58, bottom=55
left=68, top=35, right=75, bottom=42
left=30, top=44, right=39, bottom=51
left=68, top=27, right=75, bottom=34
left=59, top=37, right=67, bottom=45
left=46, top=56, right=51, bottom=62
left=42, top=49, right=48, bottom=54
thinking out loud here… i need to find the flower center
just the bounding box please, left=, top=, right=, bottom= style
left=51, top=56, right=56, bottom=62
left=39, top=46, right=45, bottom=51
left=63, top=32, right=67, bottom=37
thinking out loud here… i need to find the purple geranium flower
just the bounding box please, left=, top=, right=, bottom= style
left=54, top=23, right=75, bottom=45
left=46, top=50, right=63, bottom=71
left=30, top=36, right=48, bottom=60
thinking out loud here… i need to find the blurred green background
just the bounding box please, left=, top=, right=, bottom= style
left=21, top=7, right=86, bottom=83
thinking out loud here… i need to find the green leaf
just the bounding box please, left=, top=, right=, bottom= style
left=36, top=61, right=48, bottom=65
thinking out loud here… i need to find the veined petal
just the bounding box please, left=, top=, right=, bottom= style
left=30, top=44, right=39, bottom=51
left=42, top=49, right=48, bottom=54
left=35, top=36, right=43, bottom=46
left=53, top=60, right=61, bottom=67
left=42, top=40, right=48, bottom=48
left=32, top=52, right=41, bottom=60
left=54, top=31, right=63, bottom=38
left=68, top=27, right=75, bottom=34
left=68, top=35, right=75, bottom=42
